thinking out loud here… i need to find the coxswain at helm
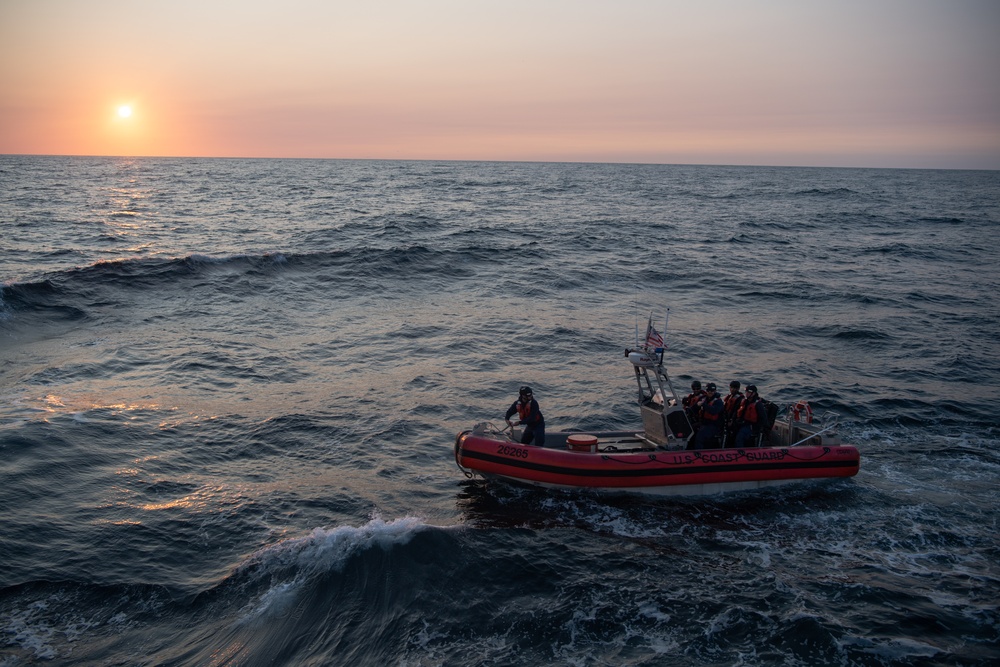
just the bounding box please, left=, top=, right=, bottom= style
left=682, top=380, right=705, bottom=408
left=693, top=382, right=725, bottom=450
left=505, top=386, right=546, bottom=446
left=682, top=380, right=706, bottom=433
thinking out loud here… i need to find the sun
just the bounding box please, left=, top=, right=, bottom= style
left=117, top=105, right=133, bottom=118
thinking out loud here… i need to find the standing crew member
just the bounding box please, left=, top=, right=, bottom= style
left=694, top=382, right=724, bottom=449
left=723, top=380, right=744, bottom=448
left=682, top=380, right=706, bottom=436
left=505, top=386, right=545, bottom=446
left=735, top=384, right=766, bottom=448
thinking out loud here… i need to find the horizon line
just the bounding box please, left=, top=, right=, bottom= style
left=2, top=152, right=997, bottom=172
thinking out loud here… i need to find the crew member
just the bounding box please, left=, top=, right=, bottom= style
left=735, top=384, right=766, bottom=448
left=505, top=385, right=545, bottom=446
left=723, top=380, right=744, bottom=448
left=694, top=382, right=724, bottom=449
left=682, top=380, right=705, bottom=408
left=682, top=380, right=706, bottom=437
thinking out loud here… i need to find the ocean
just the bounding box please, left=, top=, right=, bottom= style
left=1, top=156, right=998, bottom=666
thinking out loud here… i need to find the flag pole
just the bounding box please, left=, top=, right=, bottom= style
left=634, top=287, right=639, bottom=347
left=662, top=307, right=670, bottom=362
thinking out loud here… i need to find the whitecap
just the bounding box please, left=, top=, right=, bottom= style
left=235, top=515, right=430, bottom=619
left=242, top=515, right=428, bottom=576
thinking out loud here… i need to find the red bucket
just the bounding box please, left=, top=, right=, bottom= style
left=567, top=434, right=599, bottom=453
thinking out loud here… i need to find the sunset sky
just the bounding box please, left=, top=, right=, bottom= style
left=1, top=0, right=998, bottom=168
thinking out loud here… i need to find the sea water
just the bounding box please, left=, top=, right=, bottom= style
left=1, top=156, right=998, bottom=665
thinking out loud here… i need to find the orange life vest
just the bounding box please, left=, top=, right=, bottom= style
left=701, top=394, right=723, bottom=422
left=517, top=400, right=532, bottom=422
left=683, top=390, right=705, bottom=407
left=739, top=398, right=760, bottom=424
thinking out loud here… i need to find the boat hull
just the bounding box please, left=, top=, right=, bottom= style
left=455, top=430, right=860, bottom=497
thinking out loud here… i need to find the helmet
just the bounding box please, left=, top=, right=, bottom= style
left=730, top=380, right=740, bottom=389
left=746, top=384, right=757, bottom=393
left=519, top=385, right=533, bottom=397
left=706, top=382, right=717, bottom=392
left=691, top=380, right=701, bottom=390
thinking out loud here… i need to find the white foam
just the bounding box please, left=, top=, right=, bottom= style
left=241, top=581, right=299, bottom=622
left=237, top=515, right=429, bottom=619
left=531, top=496, right=672, bottom=540
left=844, top=635, right=942, bottom=660
left=187, top=253, right=229, bottom=264
left=638, top=602, right=671, bottom=623
left=244, top=515, right=428, bottom=575
left=408, top=618, right=449, bottom=652
left=2, top=603, right=58, bottom=661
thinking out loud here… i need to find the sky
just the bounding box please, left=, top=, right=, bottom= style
left=1, top=0, right=998, bottom=169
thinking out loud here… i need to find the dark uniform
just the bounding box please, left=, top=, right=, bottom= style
left=505, top=385, right=545, bottom=446
left=723, top=381, right=744, bottom=448
left=735, top=385, right=766, bottom=448
left=694, top=383, right=724, bottom=449
left=682, top=380, right=706, bottom=436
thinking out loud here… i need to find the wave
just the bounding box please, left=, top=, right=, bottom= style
left=0, top=247, right=500, bottom=323
left=0, top=279, right=87, bottom=322
left=791, top=187, right=863, bottom=198
left=861, top=241, right=971, bottom=262
left=0, top=580, right=175, bottom=663
left=232, top=516, right=431, bottom=592
left=917, top=216, right=967, bottom=225
left=779, top=323, right=896, bottom=343
left=0, top=517, right=442, bottom=664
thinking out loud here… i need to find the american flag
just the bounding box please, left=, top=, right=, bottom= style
left=645, top=324, right=664, bottom=349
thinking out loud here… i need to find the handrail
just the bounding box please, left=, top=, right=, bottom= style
left=789, top=423, right=839, bottom=447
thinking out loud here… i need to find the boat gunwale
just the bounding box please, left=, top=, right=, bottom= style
left=456, top=430, right=860, bottom=489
